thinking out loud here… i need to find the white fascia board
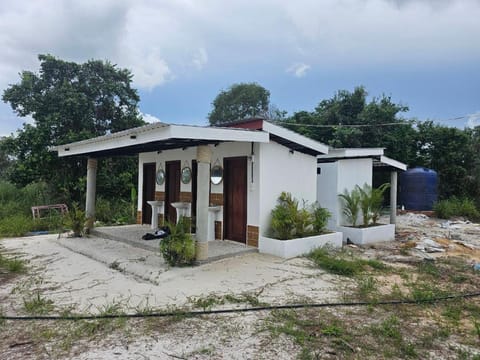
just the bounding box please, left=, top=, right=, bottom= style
left=262, top=122, right=329, bottom=154
left=169, top=125, right=269, bottom=143
left=56, top=123, right=269, bottom=157
left=380, top=155, right=407, bottom=171
left=57, top=124, right=172, bottom=157
left=318, top=147, right=384, bottom=159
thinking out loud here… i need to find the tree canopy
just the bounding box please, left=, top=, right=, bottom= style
left=2, top=54, right=144, bottom=201
left=284, top=86, right=479, bottom=202
left=208, top=82, right=271, bottom=125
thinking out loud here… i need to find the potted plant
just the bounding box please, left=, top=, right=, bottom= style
left=259, top=192, right=342, bottom=258
left=338, top=183, right=394, bottom=245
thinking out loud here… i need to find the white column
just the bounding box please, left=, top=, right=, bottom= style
left=85, top=158, right=98, bottom=230
left=390, top=170, right=397, bottom=225
left=196, top=145, right=212, bottom=261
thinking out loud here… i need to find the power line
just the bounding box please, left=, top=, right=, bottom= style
left=1, top=291, right=479, bottom=321
left=273, top=121, right=411, bottom=128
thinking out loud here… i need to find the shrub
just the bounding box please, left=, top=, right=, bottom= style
left=95, top=196, right=135, bottom=225
left=269, top=192, right=331, bottom=240
left=0, top=215, right=34, bottom=237
left=311, top=203, right=331, bottom=234
left=434, top=197, right=480, bottom=220
left=270, top=192, right=299, bottom=240
left=160, top=218, right=195, bottom=266
left=65, top=203, right=86, bottom=237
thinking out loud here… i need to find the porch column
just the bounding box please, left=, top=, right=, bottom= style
left=85, top=158, right=98, bottom=230
left=196, top=145, right=212, bottom=261
left=390, top=170, right=398, bottom=225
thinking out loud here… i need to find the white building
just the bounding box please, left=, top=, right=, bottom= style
left=55, top=118, right=406, bottom=257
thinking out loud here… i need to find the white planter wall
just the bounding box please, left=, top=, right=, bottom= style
left=259, top=232, right=343, bottom=259
left=338, top=224, right=395, bottom=245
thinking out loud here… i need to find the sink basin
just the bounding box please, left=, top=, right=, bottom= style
left=147, top=200, right=164, bottom=207
left=208, top=206, right=222, bottom=212
left=171, top=202, right=190, bottom=209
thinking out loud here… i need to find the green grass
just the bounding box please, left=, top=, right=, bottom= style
left=188, top=292, right=265, bottom=310
left=307, top=247, right=387, bottom=276
left=23, top=292, right=55, bottom=315
left=0, top=253, right=26, bottom=273
left=434, top=197, right=480, bottom=220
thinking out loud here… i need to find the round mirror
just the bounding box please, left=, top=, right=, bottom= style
left=156, top=169, right=165, bottom=185
left=181, top=166, right=192, bottom=184
left=210, top=165, right=223, bottom=185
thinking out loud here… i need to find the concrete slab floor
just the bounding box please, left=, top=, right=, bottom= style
left=91, top=224, right=257, bottom=261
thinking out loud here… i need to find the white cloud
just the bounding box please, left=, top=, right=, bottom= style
left=141, top=112, right=162, bottom=124
left=286, top=62, right=311, bottom=78
left=192, top=48, right=208, bottom=70
left=0, top=0, right=479, bottom=94
left=466, top=111, right=480, bottom=128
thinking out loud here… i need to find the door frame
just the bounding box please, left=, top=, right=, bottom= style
left=165, top=160, right=181, bottom=224
left=142, top=162, right=156, bottom=224
left=223, top=156, right=248, bottom=243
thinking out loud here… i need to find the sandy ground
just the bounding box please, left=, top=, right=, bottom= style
left=0, top=234, right=340, bottom=315
left=1, top=213, right=479, bottom=359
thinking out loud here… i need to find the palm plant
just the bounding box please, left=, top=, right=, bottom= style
left=369, top=183, right=390, bottom=225
left=357, top=184, right=373, bottom=227
left=338, top=188, right=361, bottom=227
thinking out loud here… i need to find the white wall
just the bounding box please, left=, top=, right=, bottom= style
left=259, top=142, right=318, bottom=236
left=317, top=158, right=373, bottom=227
left=316, top=162, right=338, bottom=229
left=137, top=142, right=260, bottom=227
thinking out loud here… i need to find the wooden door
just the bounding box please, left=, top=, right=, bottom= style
left=142, top=163, right=156, bottom=224
left=224, top=157, right=247, bottom=243
left=165, top=161, right=181, bottom=224
left=191, top=160, right=198, bottom=232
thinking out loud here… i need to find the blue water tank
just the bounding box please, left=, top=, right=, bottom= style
left=399, top=167, right=438, bottom=211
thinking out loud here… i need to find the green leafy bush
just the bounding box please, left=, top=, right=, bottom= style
left=95, top=196, right=136, bottom=225
left=0, top=215, right=34, bottom=237
left=311, top=203, right=331, bottom=234
left=269, top=192, right=331, bottom=240
left=160, top=218, right=195, bottom=266
left=65, top=203, right=86, bottom=237
left=434, top=197, right=480, bottom=220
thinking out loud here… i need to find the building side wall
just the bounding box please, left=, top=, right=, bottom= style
left=316, top=162, right=338, bottom=229
left=258, top=142, right=317, bottom=237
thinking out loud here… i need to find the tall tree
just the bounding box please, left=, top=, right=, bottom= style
left=2, top=54, right=144, bottom=201
left=208, top=82, right=271, bottom=125
left=285, top=86, right=415, bottom=163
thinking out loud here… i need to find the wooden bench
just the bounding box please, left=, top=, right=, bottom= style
left=31, top=204, right=69, bottom=219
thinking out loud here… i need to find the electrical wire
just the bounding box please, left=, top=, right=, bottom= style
left=1, top=291, right=479, bottom=321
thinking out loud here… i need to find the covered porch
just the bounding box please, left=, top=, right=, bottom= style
left=90, top=224, right=257, bottom=262
left=55, top=121, right=270, bottom=261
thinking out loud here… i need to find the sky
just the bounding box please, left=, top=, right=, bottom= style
left=1, top=0, right=480, bottom=136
